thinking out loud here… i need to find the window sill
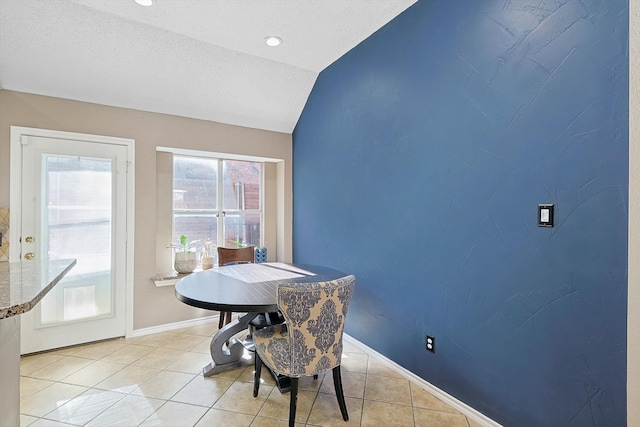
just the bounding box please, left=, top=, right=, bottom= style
left=152, top=269, right=203, bottom=287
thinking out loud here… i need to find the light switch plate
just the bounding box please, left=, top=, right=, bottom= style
left=538, top=204, right=554, bottom=227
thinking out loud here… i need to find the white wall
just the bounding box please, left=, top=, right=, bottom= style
left=0, top=90, right=293, bottom=330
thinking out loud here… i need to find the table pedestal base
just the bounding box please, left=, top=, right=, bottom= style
left=202, top=312, right=292, bottom=393
left=202, top=353, right=253, bottom=376
left=203, top=312, right=257, bottom=377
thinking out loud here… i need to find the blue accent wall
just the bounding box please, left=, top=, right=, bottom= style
left=292, top=1, right=629, bottom=426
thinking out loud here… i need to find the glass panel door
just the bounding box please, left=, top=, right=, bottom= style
left=20, top=135, right=128, bottom=354
left=39, top=154, right=113, bottom=325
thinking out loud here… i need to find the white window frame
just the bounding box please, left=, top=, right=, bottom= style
left=156, top=147, right=281, bottom=275
left=172, top=155, right=264, bottom=248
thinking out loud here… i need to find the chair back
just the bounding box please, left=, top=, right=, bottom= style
left=217, top=246, right=255, bottom=266
left=276, top=275, right=355, bottom=377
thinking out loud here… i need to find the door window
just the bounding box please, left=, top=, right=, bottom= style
left=41, top=154, right=113, bottom=324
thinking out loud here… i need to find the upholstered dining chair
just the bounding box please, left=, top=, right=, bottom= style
left=253, top=275, right=356, bottom=427
left=216, top=245, right=255, bottom=328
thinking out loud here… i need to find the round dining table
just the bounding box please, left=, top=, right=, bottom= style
left=174, top=262, right=348, bottom=390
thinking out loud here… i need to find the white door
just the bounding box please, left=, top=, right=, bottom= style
left=18, top=134, right=129, bottom=354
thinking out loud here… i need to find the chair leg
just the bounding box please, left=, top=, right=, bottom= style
left=288, top=377, right=299, bottom=427
left=225, top=311, right=232, bottom=325
left=332, top=366, right=349, bottom=421
left=253, top=353, right=262, bottom=398
left=218, top=312, right=226, bottom=329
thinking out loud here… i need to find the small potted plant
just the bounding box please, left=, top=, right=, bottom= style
left=168, top=234, right=200, bottom=274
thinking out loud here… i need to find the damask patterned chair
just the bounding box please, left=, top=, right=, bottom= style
left=252, top=275, right=356, bottom=427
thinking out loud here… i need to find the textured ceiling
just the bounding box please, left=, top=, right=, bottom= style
left=0, top=0, right=416, bottom=133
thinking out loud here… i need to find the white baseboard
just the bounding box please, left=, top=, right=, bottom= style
left=130, top=315, right=218, bottom=338
left=343, top=334, right=502, bottom=427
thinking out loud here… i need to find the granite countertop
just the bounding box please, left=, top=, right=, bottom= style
left=0, top=259, right=77, bottom=319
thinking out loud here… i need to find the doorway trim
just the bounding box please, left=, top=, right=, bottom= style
left=9, top=126, right=135, bottom=339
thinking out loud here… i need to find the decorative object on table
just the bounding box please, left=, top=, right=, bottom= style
left=168, top=234, right=200, bottom=274
left=201, top=241, right=217, bottom=270
left=254, top=246, right=267, bottom=263
left=253, top=275, right=356, bottom=427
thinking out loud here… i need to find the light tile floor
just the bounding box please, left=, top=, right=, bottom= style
left=20, top=317, right=482, bottom=427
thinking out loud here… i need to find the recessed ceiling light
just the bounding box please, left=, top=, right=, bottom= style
left=135, top=0, right=154, bottom=6
left=264, top=36, right=283, bottom=47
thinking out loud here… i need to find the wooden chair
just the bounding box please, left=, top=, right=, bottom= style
left=216, top=245, right=255, bottom=328
left=253, top=275, right=356, bottom=427
left=217, top=245, right=255, bottom=267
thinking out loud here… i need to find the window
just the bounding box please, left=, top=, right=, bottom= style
left=172, top=155, right=263, bottom=249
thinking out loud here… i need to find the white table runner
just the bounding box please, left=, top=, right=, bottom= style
left=216, top=263, right=314, bottom=283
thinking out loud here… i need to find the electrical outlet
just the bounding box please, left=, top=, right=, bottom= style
left=426, top=335, right=435, bottom=353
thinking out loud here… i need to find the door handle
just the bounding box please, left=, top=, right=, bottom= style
left=24, top=252, right=35, bottom=260
left=25, top=236, right=35, bottom=243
